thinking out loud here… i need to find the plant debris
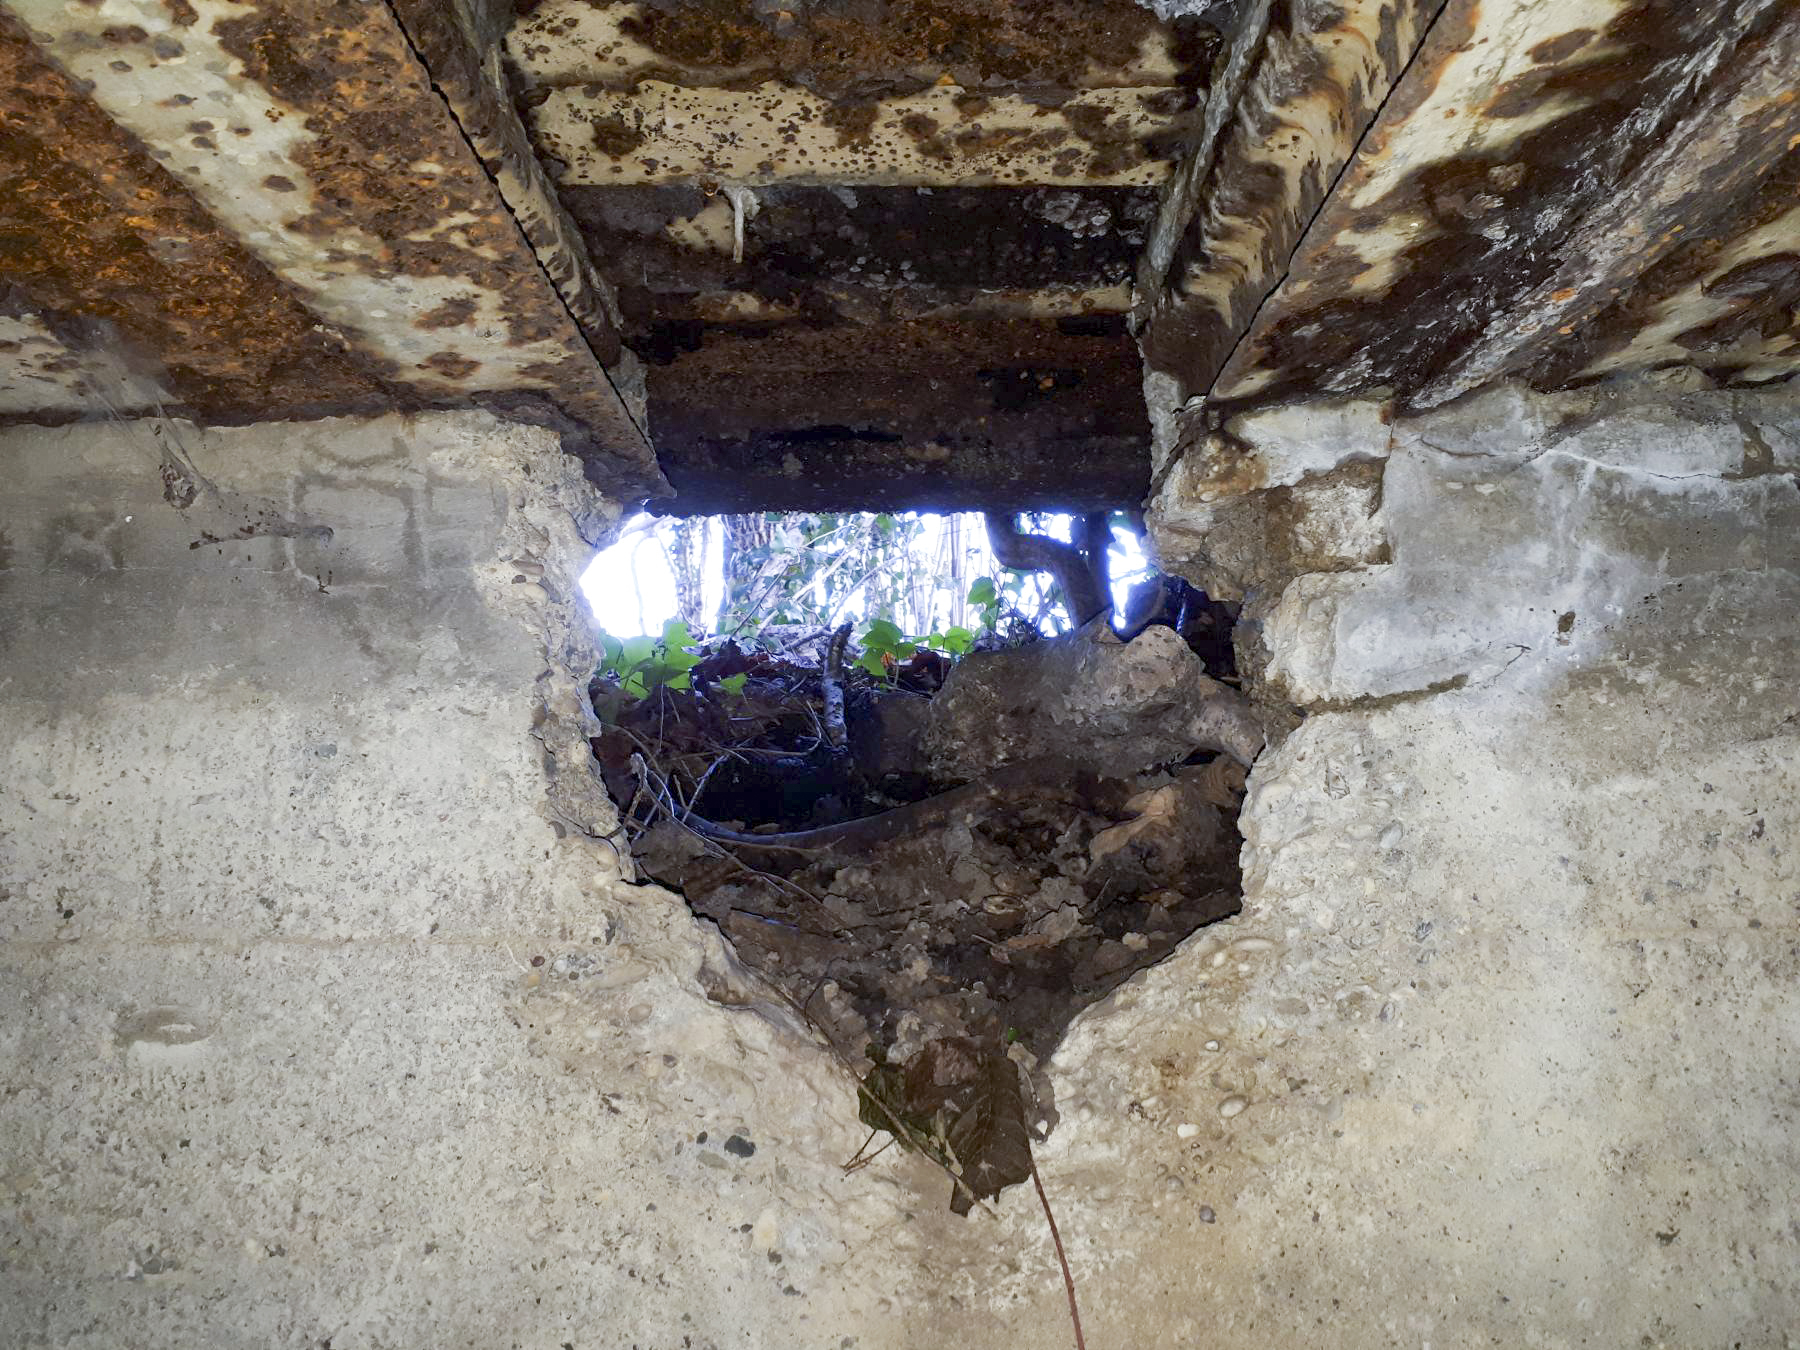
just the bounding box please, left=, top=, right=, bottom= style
left=590, top=603, right=1253, bottom=1214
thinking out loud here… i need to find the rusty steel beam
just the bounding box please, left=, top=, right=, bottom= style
left=0, top=0, right=664, bottom=494
left=532, top=81, right=1197, bottom=188
left=384, top=0, right=632, bottom=366
left=646, top=316, right=1151, bottom=514
left=1133, top=0, right=1441, bottom=466
left=1209, top=0, right=1800, bottom=413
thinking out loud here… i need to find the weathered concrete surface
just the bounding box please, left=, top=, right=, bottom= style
left=4, top=385, right=1799, bottom=1348
left=994, top=374, right=1799, bottom=1346
left=0, top=411, right=911, bottom=1347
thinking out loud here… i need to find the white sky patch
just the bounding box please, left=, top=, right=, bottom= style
left=581, top=511, right=1155, bottom=639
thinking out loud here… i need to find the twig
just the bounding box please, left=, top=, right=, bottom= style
left=842, top=1131, right=894, bottom=1174
left=1031, top=1149, right=1086, bottom=1350
left=681, top=755, right=728, bottom=822
left=672, top=756, right=1106, bottom=857
left=821, top=622, right=851, bottom=754
left=628, top=751, right=846, bottom=908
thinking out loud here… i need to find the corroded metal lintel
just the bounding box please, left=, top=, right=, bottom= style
left=383, top=0, right=630, bottom=366
left=657, top=434, right=1152, bottom=516
left=1406, top=1, right=1800, bottom=407
left=1133, top=0, right=1439, bottom=465
left=532, top=82, right=1192, bottom=188
left=646, top=317, right=1152, bottom=514
left=1209, top=0, right=1800, bottom=416
left=0, top=0, right=665, bottom=495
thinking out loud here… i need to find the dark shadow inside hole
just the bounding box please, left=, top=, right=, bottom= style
left=591, top=582, right=1244, bottom=1046
left=587, top=529, right=1251, bottom=1210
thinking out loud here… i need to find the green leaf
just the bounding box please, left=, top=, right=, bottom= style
left=621, top=671, right=648, bottom=698
left=719, top=673, right=748, bottom=695
left=661, top=618, right=694, bottom=651
left=666, top=672, right=691, bottom=691
left=967, top=577, right=998, bottom=607
left=619, top=636, right=657, bottom=670
left=863, top=617, right=904, bottom=648
left=941, top=626, right=973, bottom=655
left=599, top=634, right=624, bottom=669
left=858, top=650, right=887, bottom=677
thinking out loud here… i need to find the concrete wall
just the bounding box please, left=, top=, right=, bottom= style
left=2, top=380, right=1797, bottom=1349
left=0, top=412, right=908, bottom=1349
left=1007, top=375, right=1800, bottom=1346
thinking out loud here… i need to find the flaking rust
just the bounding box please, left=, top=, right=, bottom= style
left=1209, top=0, right=1800, bottom=413
left=0, top=13, right=391, bottom=419
left=0, top=0, right=661, bottom=492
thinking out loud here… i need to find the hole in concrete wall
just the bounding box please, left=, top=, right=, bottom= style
left=583, top=510, right=1253, bottom=1210
left=578, top=508, right=1160, bottom=640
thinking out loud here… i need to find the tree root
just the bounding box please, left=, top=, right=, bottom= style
left=674, top=756, right=1127, bottom=857
left=822, top=621, right=851, bottom=754
left=985, top=512, right=1107, bottom=626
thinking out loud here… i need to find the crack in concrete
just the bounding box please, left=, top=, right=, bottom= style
left=1284, top=642, right=1532, bottom=715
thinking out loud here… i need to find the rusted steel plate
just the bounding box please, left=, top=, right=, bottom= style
left=563, top=183, right=1153, bottom=325
left=1427, top=9, right=1800, bottom=401
left=1566, top=158, right=1800, bottom=390
left=387, top=0, right=629, bottom=365
left=509, top=0, right=1204, bottom=100
left=0, top=0, right=660, bottom=490
left=0, top=12, right=392, bottom=421
left=1134, top=0, right=1440, bottom=450
left=511, top=0, right=1216, bottom=189
left=646, top=317, right=1150, bottom=513
left=532, top=81, right=1197, bottom=187
left=1211, top=0, right=1800, bottom=412
left=505, top=0, right=1212, bottom=506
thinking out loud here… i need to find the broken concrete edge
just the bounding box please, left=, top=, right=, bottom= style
left=1147, top=370, right=1800, bottom=718
left=0, top=390, right=669, bottom=509
left=465, top=404, right=1270, bottom=1275
left=438, top=406, right=875, bottom=1104
left=452, top=406, right=1137, bottom=1288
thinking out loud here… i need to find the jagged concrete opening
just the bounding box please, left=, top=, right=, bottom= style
left=4, top=0, right=1798, bottom=1344
left=581, top=507, right=1262, bottom=1211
